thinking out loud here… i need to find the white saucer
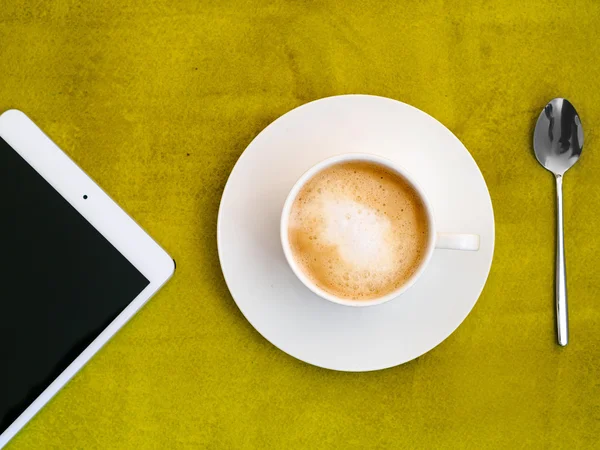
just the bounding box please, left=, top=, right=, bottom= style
left=217, top=95, right=495, bottom=372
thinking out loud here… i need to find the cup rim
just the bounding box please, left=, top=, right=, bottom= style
left=280, top=153, right=437, bottom=307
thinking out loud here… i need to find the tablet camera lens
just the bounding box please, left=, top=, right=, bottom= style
left=83, top=195, right=88, bottom=200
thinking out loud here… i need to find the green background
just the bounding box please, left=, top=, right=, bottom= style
left=2, top=0, right=599, bottom=448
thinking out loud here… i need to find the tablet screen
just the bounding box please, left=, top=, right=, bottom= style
left=0, top=137, right=150, bottom=434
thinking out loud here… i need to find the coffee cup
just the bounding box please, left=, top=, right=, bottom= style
left=280, top=153, right=479, bottom=307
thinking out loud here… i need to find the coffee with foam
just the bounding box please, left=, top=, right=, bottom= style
left=287, top=161, right=429, bottom=300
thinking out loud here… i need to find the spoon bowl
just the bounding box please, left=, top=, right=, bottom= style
left=534, top=98, right=583, bottom=175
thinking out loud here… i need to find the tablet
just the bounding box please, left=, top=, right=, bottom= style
left=0, top=110, right=175, bottom=447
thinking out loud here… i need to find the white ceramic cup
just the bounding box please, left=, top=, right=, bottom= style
left=280, top=153, right=480, bottom=307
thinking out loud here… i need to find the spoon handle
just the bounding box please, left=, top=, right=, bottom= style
left=555, top=175, right=568, bottom=346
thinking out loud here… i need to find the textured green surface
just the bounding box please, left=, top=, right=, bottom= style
left=2, top=1, right=600, bottom=448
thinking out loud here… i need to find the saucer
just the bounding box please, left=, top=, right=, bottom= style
left=217, top=95, right=495, bottom=372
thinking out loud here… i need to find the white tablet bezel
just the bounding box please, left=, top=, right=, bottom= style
left=0, top=109, right=175, bottom=448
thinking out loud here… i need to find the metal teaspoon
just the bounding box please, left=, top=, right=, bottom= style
left=533, top=98, right=584, bottom=346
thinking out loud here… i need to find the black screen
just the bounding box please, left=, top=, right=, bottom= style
left=0, top=137, right=149, bottom=434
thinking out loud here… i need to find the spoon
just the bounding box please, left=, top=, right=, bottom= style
left=533, top=98, right=584, bottom=346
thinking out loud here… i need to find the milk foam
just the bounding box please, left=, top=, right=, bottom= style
left=317, top=196, right=395, bottom=272
left=288, top=161, right=429, bottom=300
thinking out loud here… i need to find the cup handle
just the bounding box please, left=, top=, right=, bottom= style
left=436, top=232, right=480, bottom=251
